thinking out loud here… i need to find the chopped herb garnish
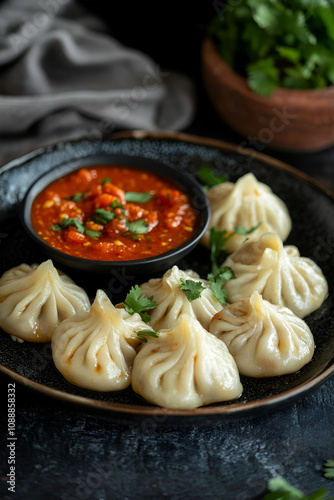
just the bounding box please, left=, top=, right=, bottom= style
left=263, top=476, right=307, bottom=499
left=135, top=329, right=159, bottom=343
left=180, top=278, right=205, bottom=302
left=197, top=165, right=227, bottom=189
left=110, top=200, right=124, bottom=210
left=207, top=224, right=260, bottom=305
left=126, top=219, right=148, bottom=235
left=52, top=217, right=85, bottom=233
left=101, top=178, right=111, bottom=185
left=125, top=192, right=153, bottom=203
left=132, top=235, right=140, bottom=241
left=234, top=223, right=261, bottom=236
left=85, top=229, right=101, bottom=238
left=210, top=223, right=261, bottom=274
left=210, top=227, right=230, bottom=276
left=123, top=285, right=157, bottom=323
left=91, top=208, right=115, bottom=225
left=263, top=475, right=333, bottom=500
left=64, top=193, right=85, bottom=202
left=207, top=266, right=236, bottom=305
left=323, top=459, right=334, bottom=480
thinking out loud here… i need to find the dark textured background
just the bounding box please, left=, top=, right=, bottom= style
left=0, top=2, right=334, bottom=499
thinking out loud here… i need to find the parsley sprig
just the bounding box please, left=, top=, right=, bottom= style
left=123, top=285, right=157, bottom=323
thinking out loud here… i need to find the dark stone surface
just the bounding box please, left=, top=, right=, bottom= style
left=0, top=373, right=334, bottom=500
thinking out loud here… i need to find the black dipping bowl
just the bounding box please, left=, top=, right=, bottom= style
left=21, top=153, right=210, bottom=274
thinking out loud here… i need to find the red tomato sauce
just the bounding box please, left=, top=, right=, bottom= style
left=31, top=166, right=198, bottom=261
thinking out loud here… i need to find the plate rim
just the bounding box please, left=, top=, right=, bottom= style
left=1, top=129, right=333, bottom=420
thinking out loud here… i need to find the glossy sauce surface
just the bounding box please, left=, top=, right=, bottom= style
left=31, top=166, right=198, bottom=261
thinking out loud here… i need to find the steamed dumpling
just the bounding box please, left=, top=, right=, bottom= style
left=52, top=289, right=153, bottom=391
left=209, top=291, right=314, bottom=377
left=139, top=265, right=222, bottom=331
left=132, top=314, right=243, bottom=409
left=0, top=260, right=90, bottom=342
left=201, top=173, right=292, bottom=252
left=223, top=232, right=328, bottom=318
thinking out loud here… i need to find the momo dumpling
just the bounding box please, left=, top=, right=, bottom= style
left=52, top=289, right=153, bottom=392
left=139, top=265, right=222, bottom=331
left=0, top=260, right=90, bottom=342
left=132, top=314, right=243, bottom=409
left=209, top=291, right=314, bottom=377
left=201, top=173, right=292, bottom=252
left=223, top=232, right=328, bottom=318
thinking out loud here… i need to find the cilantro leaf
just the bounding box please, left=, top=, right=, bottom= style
left=208, top=0, right=334, bottom=94
left=180, top=279, right=206, bottom=302
left=234, top=222, right=262, bottom=235
left=252, top=4, right=280, bottom=33
left=124, top=192, right=153, bottom=203
left=210, top=223, right=261, bottom=274
left=85, top=229, right=101, bottom=238
left=265, top=477, right=305, bottom=499
left=110, top=200, right=124, bottom=210
left=135, top=329, right=159, bottom=343
left=248, top=58, right=280, bottom=96
left=263, top=476, right=333, bottom=500
left=64, top=193, right=85, bottom=202
left=210, top=281, right=229, bottom=305
left=123, top=285, right=157, bottom=323
left=209, top=227, right=231, bottom=275
left=52, top=217, right=85, bottom=233
left=91, top=209, right=115, bottom=225
left=208, top=266, right=236, bottom=305
left=207, top=266, right=235, bottom=284
left=323, top=459, right=334, bottom=480
left=197, top=165, right=227, bottom=188
left=101, top=178, right=111, bottom=184
left=126, top=219, right=148, bottom=235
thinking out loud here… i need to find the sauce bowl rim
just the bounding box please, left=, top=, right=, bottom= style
left=20, top=153, right=210, bottom=271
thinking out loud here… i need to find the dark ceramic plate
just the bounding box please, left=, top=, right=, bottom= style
left=0, top=131, right=333, bottom=425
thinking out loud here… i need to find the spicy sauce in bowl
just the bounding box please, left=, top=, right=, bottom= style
left=22, top=157, right=210, bottom=273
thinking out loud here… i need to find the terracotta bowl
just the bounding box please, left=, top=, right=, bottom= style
left=201, top=36, right=334, bottom=152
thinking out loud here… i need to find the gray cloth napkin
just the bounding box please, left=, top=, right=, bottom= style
left=0, top=0, right=196, bottom=166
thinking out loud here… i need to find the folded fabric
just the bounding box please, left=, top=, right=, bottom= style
left=0, top=0, right=196, bottom=165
